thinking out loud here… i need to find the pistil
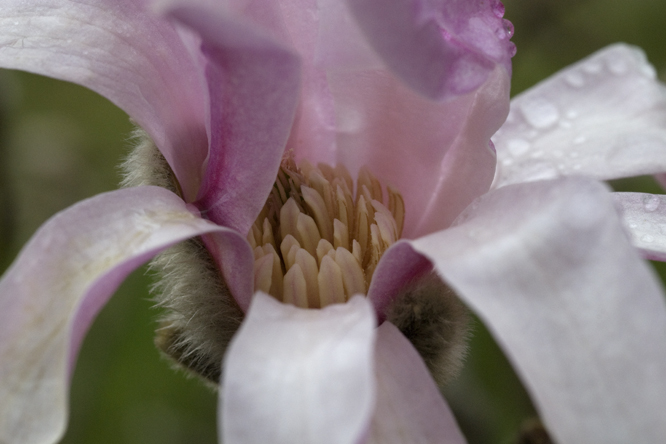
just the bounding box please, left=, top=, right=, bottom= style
left=247, top=156, right=404, bottom=308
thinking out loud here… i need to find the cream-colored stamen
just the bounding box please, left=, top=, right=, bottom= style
left=247, top=155, right=405, bottom=309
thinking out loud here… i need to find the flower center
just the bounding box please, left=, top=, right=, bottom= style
left=247, top=155, right=405, bottom=308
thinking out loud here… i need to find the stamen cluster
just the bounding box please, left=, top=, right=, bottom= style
left=247, top=157, right=405, bottom=309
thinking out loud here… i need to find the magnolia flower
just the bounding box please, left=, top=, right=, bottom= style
left=0, top=3, right=666, bottom=444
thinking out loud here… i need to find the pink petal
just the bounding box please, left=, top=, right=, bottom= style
left=326, top=65, right=510, bottom=238
left=493, top=44, right=666, bottom=189
left=221, top=293, right=376, bottom=444
left=165, top=4, right=301, bottom=235
left=612, top=192, right=666, bottom=261
left=0, top=187, right=238, bottom=444
left=368, top=322, right=467, bottom=444
left=0, top=0, right=208, bottom=200
left=367, top=242, right=433, bottom=323
left=407, top=177, right=666, bottom=443
left=346, top=0, right=514, bottom=99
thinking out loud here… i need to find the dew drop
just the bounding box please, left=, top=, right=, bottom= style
left=573, top=135, right=587, bottom=145
left=640, top=64, right=657, bottom=79
left=507, top=138, right=530, bottom=156
left=519, top=98, right=560, bottom=129
left=643, top=194, right=661, bottom=212
left=582, top=61, right=602, bottom=74
left=564, top=71, right=585, bottom=88
left=607, top=58, right=629, bottom=75
left=559, top=120, right=572, bottom=129
left=641, top=234, right=655, bottom=243
left=566, top=109, right=579, bottom=119
left=492, top=1, right=505, bottom=18
left=502, top=158, right=514, bottom=166
left=502, top=19, right=514, bottom=38
left=507, top=42, right=517, bottom=57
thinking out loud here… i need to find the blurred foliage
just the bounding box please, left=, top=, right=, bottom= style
left=1, top=0, right=666, bottom=443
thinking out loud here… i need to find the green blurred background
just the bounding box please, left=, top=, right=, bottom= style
left=1, top=1, right=665, bottom=443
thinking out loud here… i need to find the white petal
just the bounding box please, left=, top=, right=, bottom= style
left=612, top=192, right=666, bottom=261
left=220, top=293, right=376, bottom=444
left=407, top=177, right=666, bottom=443
left=0, top=187, right=239, bottom=444
left=368, top=322, right=467, bottom=444
left=492, top=44, right=666, bottom=188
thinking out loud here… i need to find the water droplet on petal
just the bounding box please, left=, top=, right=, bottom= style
left=492, top=1, right=505, bottom=18
left=502, top=158, right=514, bottom=166
left=519, top=98, right=559, bottom=129
left=507, top=42, right=517, bottom=57
left=643, top=195, right=661, bottom=212
left=502, top=19, right=514, bottom=38
left=559, top=120, right=572, bottom=129
left=566, top=109, right=579, bottom=119
left=641, top=234, right=655, bottom=243
left=640, top=64, right=657, bottom=79
left=573, top=135, right=586, bottom=144
left=607, top=58, right=628, bottom=75
left=564, top=71, right=585, bottom=88
left=582, top=61, right=602, bottom=74
left=507, top=138, right=530, bottom=156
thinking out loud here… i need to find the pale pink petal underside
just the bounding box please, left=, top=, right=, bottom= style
left=408, top=177, right=666, bottom=443
left=368, top=322, right=467, bottom=444
left=346, top=0, right=514, bottom=99
left=0, top=187, right=236, bottom=444
left=0, top=0, right=208, bottom=200
left=166, top=4, right=301, bottom=236
left=327, top=65, right=509, bottom=238
left=221, top=293, right=376, bottom=444
left=493, top=44, right=666, bottom=189
left=612, top=192, right=666, bottom=261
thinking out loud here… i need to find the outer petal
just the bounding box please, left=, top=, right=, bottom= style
left=327, top=65, right=510, bottom=238
left=346, top=0, right=514, bottom=99
left=406, top=177, right=666, bottom=443
left=0, top=0, right=208, bottom=200
left=165, top=3, right=301, bottom=235
left=221, top=293, right=376, bottom=444
left=612, top=192, right=666, bottom=261
left=368, top=322, right=467, bottom=444
left=493, top=44, right=666, bottom=189
left=0, top=187, right=236, bottom=444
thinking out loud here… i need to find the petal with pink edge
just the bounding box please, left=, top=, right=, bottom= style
left=346, top=0, right=514, bottom=99
left=0, top=1, right=208, bottom=200
left=493, top=44, right=666, bottom=189
left=612, top=192, right=666, bottom=261
left=166, top=4, right=301, bottom=235
left=406, top=177, right=666, bottom=443
left=221, top=293, right=376, bottom=444
left=327, top=65, right=509, bottom=238
left=0, top=187, right=236, bottom=444
left=368, top=322, right=467, bottom=444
